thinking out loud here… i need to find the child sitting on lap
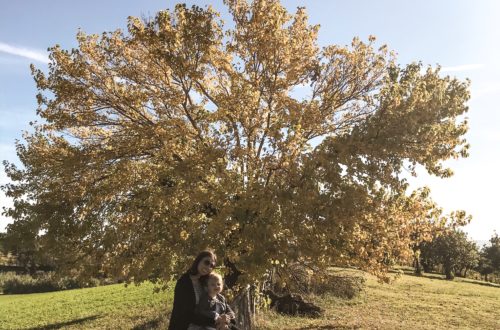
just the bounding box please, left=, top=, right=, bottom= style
left=188, top=272, right=238, bottom=330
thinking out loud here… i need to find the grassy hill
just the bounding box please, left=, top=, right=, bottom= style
left=255, top=270, right=500, bottom=329
left=0, top=281, right=172, bottom=329
left=0, top=270, right=499, bottom=329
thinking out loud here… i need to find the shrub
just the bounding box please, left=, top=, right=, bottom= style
left=270, top=263, right=365, bottom=299
left=0, top=272, right=19, bottom=291
left=2, top=273, right=59, bottom=294
left=311, top=274, right=365, bottom=299
left=0, top=272, right=112, bottom=294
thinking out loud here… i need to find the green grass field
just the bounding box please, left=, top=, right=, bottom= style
left=1, top=270, right=499, bottom=329
left=255, top=269, right=500, bottom=329
left=0, top=281, right=172, bottom=329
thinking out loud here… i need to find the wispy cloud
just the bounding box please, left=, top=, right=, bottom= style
left=441, top=63, right=484, bottom=73
left=0, top=42, right=49, bottom=63
left=471, top=83, right=500, bottom=98
left=0, top=143, right=16, bottom=154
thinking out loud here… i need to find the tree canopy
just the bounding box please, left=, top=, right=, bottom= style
left=2, top=0, right=471, bottom=287
left=477, top=233, right=500, bottom=280
left=418, top=229, right=479, bottom=279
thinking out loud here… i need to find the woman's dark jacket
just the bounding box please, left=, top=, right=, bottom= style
left=168, top=272, right=216, bottom=330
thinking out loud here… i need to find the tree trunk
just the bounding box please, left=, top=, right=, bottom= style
left=414, top=255, right=423, bottom=276
left=230, top=285, right=256, bottom=330
left=422, top=260, right=432, bottom=273
left=224, top=258, right=256, bottom=330
left=444, top=265, right=454, bottom=280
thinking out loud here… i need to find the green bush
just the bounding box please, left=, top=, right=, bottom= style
left=0, top=272, right=19, bottom=290
left=2, top=273, right=58, bottom=294
left=271, top=263, right=365, bottom=299
left=311, top=274, right=365, bottom=298
left=0, top=272, right=113, bottom=294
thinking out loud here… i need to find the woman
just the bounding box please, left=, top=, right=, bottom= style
left=168, top=250, right=231, bottom=330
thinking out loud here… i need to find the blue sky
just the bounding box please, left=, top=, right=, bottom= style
left=0, top=0, right=499, bottom=240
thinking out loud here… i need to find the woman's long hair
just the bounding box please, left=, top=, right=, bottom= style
left=187, top=250, right=217, bottom=276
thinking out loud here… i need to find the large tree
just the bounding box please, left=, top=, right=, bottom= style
left=478, top=233, right=500, bottom=281
left=418, top=229, right=479, bottom=279
left=2, top=0, right=470, bottom=299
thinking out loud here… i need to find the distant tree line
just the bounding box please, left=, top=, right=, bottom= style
left=414, top=230, right=500, bottom=281
left=0, top=231, right=55, bottom=274
left=477, top=234, right=500, bottom=281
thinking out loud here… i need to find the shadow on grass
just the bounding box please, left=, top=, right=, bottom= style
left=401, top=270, right=500, bottom=288
left=297, top=325, right=360, bottom=329
left=26, top=315, right=101, bottom=330
left=131, top=317, right=162, bottom=330
left=132, top=315, right=169, bottom=330
left=455, top=277, right=500, bottom=288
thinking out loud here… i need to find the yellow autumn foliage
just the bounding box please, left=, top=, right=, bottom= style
left=2, top=0, right=471, bottom=286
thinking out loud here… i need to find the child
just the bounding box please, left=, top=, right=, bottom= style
left=188, top=272, right=238, bottom=330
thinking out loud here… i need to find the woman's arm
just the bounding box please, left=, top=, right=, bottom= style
left=168, top=274, right=218, bottom=328
left=191, top=310, right=217, bottom=326
left=168, top=277, right=190, bottom=330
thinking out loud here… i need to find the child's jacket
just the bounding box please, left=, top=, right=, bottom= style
left=195, top=291, right=236, bottom=326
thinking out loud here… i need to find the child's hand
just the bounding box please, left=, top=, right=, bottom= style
left=219, top=314, right=230, bottom=323
left=215, top=316, right=223, bottom=325
left=215, top=320, right=228, bottom=330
